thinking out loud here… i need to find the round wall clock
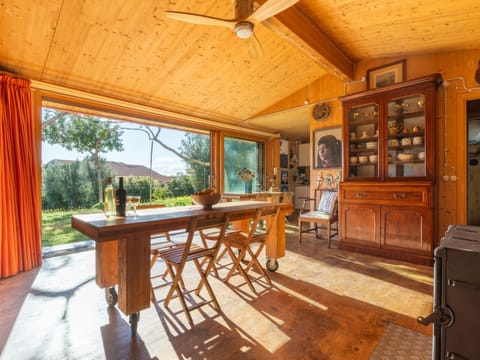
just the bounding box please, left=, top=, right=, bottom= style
left=312, top=103, right=330, bottom=121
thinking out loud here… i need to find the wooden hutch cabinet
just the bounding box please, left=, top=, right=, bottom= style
left=338, top=74, right=442, bottom=265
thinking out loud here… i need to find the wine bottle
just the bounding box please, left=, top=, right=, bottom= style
left=115, top=177, right=127, bottom=217
left=104, top=177, right=116, bottom=218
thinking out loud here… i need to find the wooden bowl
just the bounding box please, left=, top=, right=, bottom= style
left=192, top=193, right=222, bottom=209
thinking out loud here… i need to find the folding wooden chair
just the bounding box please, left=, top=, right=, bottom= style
left=150, top=231, right=182, bottom=302
left=141, top=204, right=179, bottom=302
left=156, top=212, right=231, bottom=326
left=222, top=205, right=280, bottom=293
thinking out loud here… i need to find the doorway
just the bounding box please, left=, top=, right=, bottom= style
left=467, top=99, right=480, bottom=225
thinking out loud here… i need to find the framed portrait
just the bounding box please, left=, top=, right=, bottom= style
left=313, top=127, right=342, bottom=169
left=280, top=170, right=289, bottom=184
left=367, top=60, right=406, bottom=89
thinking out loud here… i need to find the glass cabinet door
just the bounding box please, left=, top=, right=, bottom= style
left=347, top=103, right=379, bottom=178
left=386, top=94, right=426, bottom=178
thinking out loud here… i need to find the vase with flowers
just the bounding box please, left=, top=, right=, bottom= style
left=236, top=168, right=255, bottom=193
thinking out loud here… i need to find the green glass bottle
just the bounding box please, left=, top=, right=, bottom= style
left=115, top=177, right=127, bottom=217
left=104, top=177, right=116, bottom=218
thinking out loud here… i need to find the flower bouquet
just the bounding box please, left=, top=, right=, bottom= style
left=236, top=168, right=255, bottom=193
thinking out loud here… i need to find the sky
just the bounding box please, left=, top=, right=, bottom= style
left=42, top=124, right=189, bottom=176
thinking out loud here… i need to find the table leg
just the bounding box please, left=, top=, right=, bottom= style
left=129, top=312, right=140, bottom=337
left=117, top=235, right=151, bottom=336
left=265, top=209, right=287, bottom=259
left=95, top=240, right=118, bottom=289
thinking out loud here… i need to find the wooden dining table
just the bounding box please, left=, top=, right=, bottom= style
left=71, top=200, right=293, bottom=336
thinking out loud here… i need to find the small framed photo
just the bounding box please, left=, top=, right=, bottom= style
left=313, top=127, right=342, bottom=169
left=280, top=170, right=289, bottom=184
left=367, top=60, right=406, bottom=89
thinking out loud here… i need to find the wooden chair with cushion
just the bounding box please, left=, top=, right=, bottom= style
left=156, top=212, right=231, bottom=326
left=298, top=188, right=339, bottom=248
left=222, top=205, right=280, bottom=293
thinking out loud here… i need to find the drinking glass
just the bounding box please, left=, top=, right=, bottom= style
left=127, top=196, right=141, bottom=216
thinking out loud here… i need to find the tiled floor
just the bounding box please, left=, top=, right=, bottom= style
left=0, top=223, right=434, bottom=359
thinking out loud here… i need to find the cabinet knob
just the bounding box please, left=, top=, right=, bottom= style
left=393, top=193, right=406, bottom=199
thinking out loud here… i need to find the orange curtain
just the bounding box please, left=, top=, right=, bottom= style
left=0, top=74, right=42, bottom=278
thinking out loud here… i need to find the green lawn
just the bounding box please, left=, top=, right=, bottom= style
left=41, top=197, right=192, bottom=247
left=42, top=208, right=100, bottom=247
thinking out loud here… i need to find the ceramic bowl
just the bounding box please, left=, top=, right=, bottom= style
left=413, top=136, right=423, bottom=145
left=369, top=154, right=378, bottom=163
left=418, top=151, right=425, bottom=160
left=397, top=153, right=414, bottom=162
left=366, top=141, right=377, bottom=149
left=192, top=192, right=222, bottom=209
left=358, top=156, right=369, bottom=164
left=350, top=156, right=358, bottom=164
left=401, top=138, right=412, bottom=146
left=388, top=139, right=399, bottom=147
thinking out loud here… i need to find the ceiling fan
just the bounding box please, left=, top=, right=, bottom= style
left=165, top=0, right=299, bottom=58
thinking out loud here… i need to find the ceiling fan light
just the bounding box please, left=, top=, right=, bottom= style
left=235, top=22, right=254, bottom=39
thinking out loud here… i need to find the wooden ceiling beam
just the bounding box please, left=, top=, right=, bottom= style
left=257, top=0, right=354, bottom=80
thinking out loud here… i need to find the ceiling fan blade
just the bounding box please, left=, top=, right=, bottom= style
left=165, top=11, right=237, bottom=30
left=245, top=33, right=263, bottom=60
left=247, top=0, right=299, bottom=23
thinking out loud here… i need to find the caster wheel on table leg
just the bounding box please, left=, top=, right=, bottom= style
left=266, top=258, right=279, bottom=272
left=105, top=287, right=118, bottom=306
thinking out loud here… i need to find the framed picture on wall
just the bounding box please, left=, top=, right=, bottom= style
left=367, top=60, right=406, bottom=89
left=280, top=170, right=288, bottom=184
left=313, top=127, right=342, bottom=169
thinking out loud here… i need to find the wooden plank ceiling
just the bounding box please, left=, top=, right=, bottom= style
left=1, top=0, right=480, bottom=139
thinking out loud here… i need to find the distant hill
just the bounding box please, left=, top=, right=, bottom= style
left=46, top=159, right=173, bottom=182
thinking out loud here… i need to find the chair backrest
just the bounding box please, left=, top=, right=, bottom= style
left=248, top=205, right=280, bottom=243
left=315, top=188, right=338, bottom=216
left=255, top=192, right=270, bottom=201
left=280, top=191, right=293, bottom=204
left=183, top=212, right=231, bottom=255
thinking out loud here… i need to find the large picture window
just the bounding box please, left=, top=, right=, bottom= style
left=40, top=104, right=211, bottom=248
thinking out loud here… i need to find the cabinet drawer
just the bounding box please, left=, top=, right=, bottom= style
left=341, top=186, right=431, bottom=207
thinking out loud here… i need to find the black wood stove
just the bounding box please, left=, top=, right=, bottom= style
left=417, top=225, right=480, bottom=359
